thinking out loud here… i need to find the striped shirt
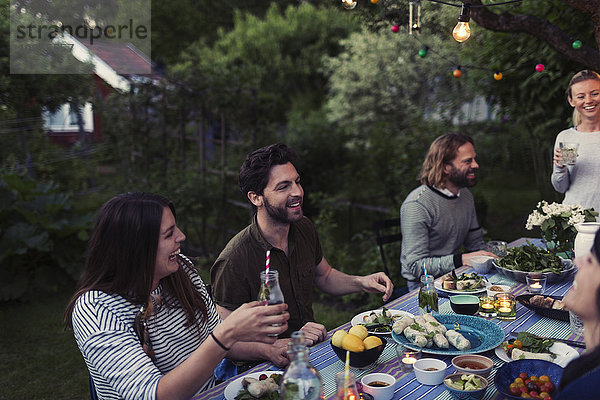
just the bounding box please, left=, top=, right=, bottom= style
left=400, top=185, right=485, bottom=282
left=71, top=261, right=220, bottom=400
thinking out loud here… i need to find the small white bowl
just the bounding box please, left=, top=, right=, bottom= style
left=361, top=372, right=396, bottom=400
left=485, top=283, right=512, bottom=298
left=470, top=255, right=493, bottom=274
left=413, top=358, right=447, bottom=386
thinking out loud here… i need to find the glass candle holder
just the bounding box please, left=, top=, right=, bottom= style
left=395, top=345, right=421, bottom=373
left=526, top=275, right=547, bottom=294
left=478, top=296, right=497, bottom=317
left=495, top=292, right=516, bottom=320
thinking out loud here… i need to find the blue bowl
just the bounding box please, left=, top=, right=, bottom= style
left=443, top=373, right=488, bottom=400
left=494, top=359, right=563, bottom=399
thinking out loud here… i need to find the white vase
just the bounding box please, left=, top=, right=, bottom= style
left=574, top=222, right=600, bottom=258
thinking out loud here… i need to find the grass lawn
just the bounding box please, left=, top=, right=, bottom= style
left=0, top=291, right=89, bottom=400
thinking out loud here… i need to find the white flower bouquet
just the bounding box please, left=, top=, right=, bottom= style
left=526, top=201, right=598, bottom=256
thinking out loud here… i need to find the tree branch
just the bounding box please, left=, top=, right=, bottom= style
left=468, top=0, right=600, bottom=71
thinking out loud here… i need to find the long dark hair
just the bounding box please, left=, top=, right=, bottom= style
left=64, top=192, right=207, bottom=329
left=559, top=229, right=600, bottom=390
left=419, top=133, right=474, bottom=187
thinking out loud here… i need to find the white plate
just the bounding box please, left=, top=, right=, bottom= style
left=434, top=279, right=487, bottom=295
left=351, top=309, right=414, bottom=335
left=223, top=371, right=283, bottom=400
left=494, top=341, right=579, bottom=368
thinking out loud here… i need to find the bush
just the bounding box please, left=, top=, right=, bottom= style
left=0, top=173, right=95, bottom=301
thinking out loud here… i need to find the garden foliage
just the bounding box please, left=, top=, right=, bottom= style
left=0, top=173, right=94, bottom=300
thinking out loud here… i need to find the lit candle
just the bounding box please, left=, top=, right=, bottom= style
left=497, top=306, right=512, bottom=313
left=402, top=356, right=417, bottom=365
left=530, top=282, right=542, bottom=289
left=481, top=303, right=494, bottom=310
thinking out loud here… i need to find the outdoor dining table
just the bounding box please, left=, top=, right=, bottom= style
left=193, top=238, right=585, bottom=400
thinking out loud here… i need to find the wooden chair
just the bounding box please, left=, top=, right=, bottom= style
left=373, top=218, right=408, bottom=299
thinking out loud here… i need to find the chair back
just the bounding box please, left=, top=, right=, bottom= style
left=373, top=218, right=408, bottom=300
left=373, top=218, right=402, bottom=277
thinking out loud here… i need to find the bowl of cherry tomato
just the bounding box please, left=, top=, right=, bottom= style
left=494, top=359, right=563, bottom=399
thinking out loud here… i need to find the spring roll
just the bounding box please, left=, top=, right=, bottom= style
left=446, top=330, right=471, bottom=350
left=433, top=332, right=449, bottom=349
left=403, top=324, right=428, bottom=347
left=392, top=315, right=415, bottom=335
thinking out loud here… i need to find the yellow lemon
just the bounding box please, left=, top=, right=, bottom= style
left=363, top=335, right=383, bottom=350
left=342, top=333, right=365, bottom=352
left=348, top=325, right=368, bottom=340
left=331, top=330, right=347, bottom=348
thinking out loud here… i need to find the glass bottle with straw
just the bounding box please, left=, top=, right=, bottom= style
left=258, top=250, right=284, bottom=335
left=332, top=350, right=359, bottom=400
left=418, top=259, right=438, bottom=315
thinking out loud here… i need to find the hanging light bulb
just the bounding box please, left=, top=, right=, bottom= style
left=409, top=0, right=422, bottom=35
left=452, top=3, right=471, bottom=43
left=341, top=0, right=357, bottom=10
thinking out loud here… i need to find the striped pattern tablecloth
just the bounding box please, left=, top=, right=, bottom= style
left=193, top=238, right=584, bottom=400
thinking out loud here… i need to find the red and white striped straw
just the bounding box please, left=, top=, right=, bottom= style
left=265, top=250, right=271, bottom=284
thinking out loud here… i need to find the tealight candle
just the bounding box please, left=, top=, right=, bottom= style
left=479, top=296, right=497, bottom=317
left=495, top=293, right=516, bottom=320
left=526, top=275, right=547, bottom=294
left=396, top=346, right=421, bottom=373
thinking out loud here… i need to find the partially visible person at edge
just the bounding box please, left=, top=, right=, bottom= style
left=552, top=70, right=600, bottom=212
left=210, top=143, right=393, bottom=366
left=400, top=133, right=496, bottom=292
left=63, top=192, right=289, bottom=400
left=556, top=228, right=600, bottom=399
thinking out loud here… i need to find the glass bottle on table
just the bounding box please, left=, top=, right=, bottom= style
left=332, top=371, right=360, bottom=400
left=258, top=270, right=285, bottom=336
left=418, top=275, right=438, bottom=315
left=280, top=331, right=324, bottom=400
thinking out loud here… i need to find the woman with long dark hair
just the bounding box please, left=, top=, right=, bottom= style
left=556, top=229, right=600, bottom=399
left=64, top=192, right=288, bottom=400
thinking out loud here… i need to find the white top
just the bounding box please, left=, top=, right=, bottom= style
left=71, top=261, right=220, bottom=400
left=551, top=127, right=600, bottom=212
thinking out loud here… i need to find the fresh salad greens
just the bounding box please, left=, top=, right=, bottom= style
left=503, top=332, right=555, bottom=354
left=360, top=307, right=397, bottom=332
left=495, top=243, right=565, bottom=274
left=444, top=374, right=484, bottom=391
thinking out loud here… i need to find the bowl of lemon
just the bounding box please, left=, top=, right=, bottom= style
left=330, top=325, right=387, bottom=368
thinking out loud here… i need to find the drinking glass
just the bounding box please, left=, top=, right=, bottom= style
left=559, top=142, right=579, bottom=166
left=486, top=240, right=508, bottom=257
left=569, top=310, right=585, bottom=336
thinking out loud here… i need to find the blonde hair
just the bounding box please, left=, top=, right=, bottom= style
left=420, top=133, right=474, bottom=187
left=567, top=70, right=600, bottom=126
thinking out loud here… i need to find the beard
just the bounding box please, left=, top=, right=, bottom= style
left=447, top=165, right=477, bottom=188
left=264, top=196, right=303, bottom=224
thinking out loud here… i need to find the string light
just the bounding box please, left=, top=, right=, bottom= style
left=494, top=71, right=503, bottom=80
left=341, top=0, right=357, bottom=10
left=392, top=24, right=400, bottom=33
left=453, top=67, right=462, bottom=78
left=572, top=40, right=582, bottom=50
left=409, top=0, right=422, bottom=35
left=452, top=3, right=471, bottom=43
left=418, top=46, right=428, bottom=58
left=535, top=63, right=545, bottom=72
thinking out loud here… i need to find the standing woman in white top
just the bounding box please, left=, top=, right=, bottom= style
left=63, top=192, right=288, bottom=400
left=552, top=70, right=600, bottom=212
